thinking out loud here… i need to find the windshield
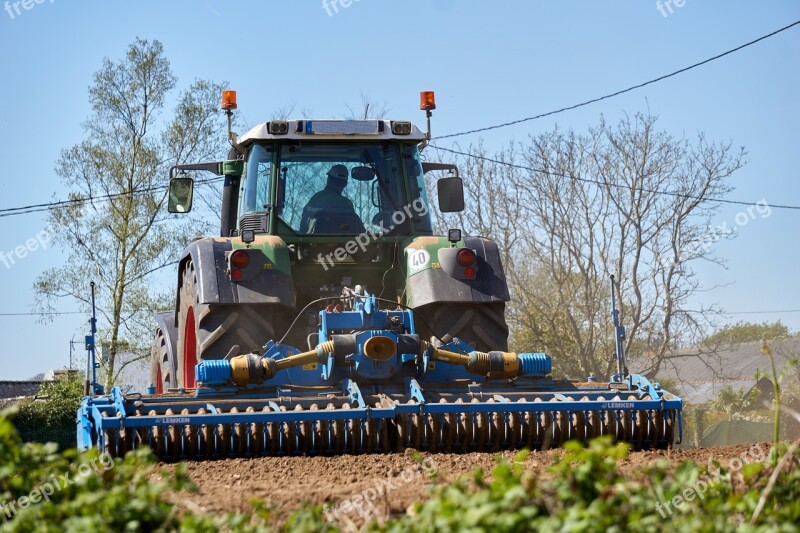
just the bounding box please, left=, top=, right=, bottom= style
left=269, top=142, right=430, bottom=235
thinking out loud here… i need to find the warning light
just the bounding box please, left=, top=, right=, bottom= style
left=222, top=90, right=238, bottom=111
left=420, top=91, right=436, bottom=111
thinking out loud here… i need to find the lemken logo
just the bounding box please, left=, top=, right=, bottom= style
left=602, top=402, right=635, bottom=410
left=154, top=417, right=191, bottom=425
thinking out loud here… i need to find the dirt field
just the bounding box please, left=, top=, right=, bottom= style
left=163, top=443, right=768, bottom=525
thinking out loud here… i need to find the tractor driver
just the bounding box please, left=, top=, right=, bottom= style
left=300, top=164, right=366, bottom=234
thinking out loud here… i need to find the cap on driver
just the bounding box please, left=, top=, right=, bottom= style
left=327, top=164, right=349, bottom=182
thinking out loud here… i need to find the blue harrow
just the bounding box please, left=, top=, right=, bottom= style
left=78, top=287, right=682, bottom=460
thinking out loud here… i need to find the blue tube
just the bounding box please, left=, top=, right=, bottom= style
left=196, top=360, right=232, bottom=385
left=518, top=352, right=552, bottom=377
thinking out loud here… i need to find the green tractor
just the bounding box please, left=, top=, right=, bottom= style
left=151, top=90, right=510, bottom=393
left=76, top=90, right=681, bottom=459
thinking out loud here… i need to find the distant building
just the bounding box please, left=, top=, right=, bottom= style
left=657, top=336, right=800, bottom=405
left=0, top=380, right=43, bottom=403
left=657, top=336, right=799, bottom=446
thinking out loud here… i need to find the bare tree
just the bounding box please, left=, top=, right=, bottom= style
left=430, top=114, right=745, bottom=379
left=344, top=93, right=390, bottom=120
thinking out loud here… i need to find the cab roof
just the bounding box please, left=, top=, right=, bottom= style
left=238, top=119, right=427, bottom=144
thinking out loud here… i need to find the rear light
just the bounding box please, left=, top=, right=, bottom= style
left=463, top=267, right=476, bottom=280
left=456, top=248, right=476, bottom=267
left=230, top=269, right=243, bottom=281
left=230, top=250, right=250, bottom=269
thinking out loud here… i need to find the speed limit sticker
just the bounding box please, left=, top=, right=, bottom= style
left=409, top=250, right=430, bottom=269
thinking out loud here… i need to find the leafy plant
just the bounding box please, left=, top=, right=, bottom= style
left=13, top=375, right=85, bottom=450
left=757, top=343, right=798, bottom=444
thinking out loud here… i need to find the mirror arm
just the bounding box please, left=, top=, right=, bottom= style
left=169, top=162, right=223, bottom=180
left=421, top=162, right=459, bottom=178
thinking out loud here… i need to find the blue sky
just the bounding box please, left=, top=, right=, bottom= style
left=0, top=0, right=798, bottom=380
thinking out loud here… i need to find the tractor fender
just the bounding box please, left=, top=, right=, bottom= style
left=173, top=237, right=295, bottom=326
left=153, top=310, right=178, bottom=362
left=404, top=236, right=510, bottom=308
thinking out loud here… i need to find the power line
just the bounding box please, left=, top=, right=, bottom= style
left=2, top=20, right=798, bottom=219
left=0, top=176, right=224, bottom=219
left=430, top=144, right=800, bottom=211
left=434, top=19, right=800, bottom=141
left=723, top=309, right=800, bottom=315
left=0, top=311, right=86, bottom=317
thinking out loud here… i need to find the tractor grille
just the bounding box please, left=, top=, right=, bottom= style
left=238, top=212, right=268, bottom=234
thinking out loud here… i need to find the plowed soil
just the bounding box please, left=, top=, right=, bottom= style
left=163, top=443, right=768, bottom=526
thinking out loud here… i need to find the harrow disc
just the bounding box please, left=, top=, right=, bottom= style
left=84, top=384, right=680, bottom=460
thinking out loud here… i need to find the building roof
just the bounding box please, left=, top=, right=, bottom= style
left=657, top=336, right=800, bottom=404
left=0, top=381, right=42, bottom=401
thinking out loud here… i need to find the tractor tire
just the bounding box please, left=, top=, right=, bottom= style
left=176, top=259, right=283, bottom=388
left=149, top=327, right=177, bottom=394
left=417, top=302, right=509, bottom=352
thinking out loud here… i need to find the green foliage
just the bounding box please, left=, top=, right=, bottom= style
left=690, top=406, right=706, bottom=447
left=712, top=385, right=761, bottom=421
left=702, top=321, right=790, bottom=347
left=16, top=377, right=84, bottom=428
left=13, top=376, right=85, bottom=450
left=2, top=407, right=799, bottom=532
left=359, top=437, right=800, bottom=533
left=757, top=344, right=798, bottom=444
left=0, top=409, right=192, bottom=532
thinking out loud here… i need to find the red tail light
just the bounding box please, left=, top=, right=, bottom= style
left=456, top=248, right=476, bottom=267
left=463, top=267, right=477, bottom=280
left=230, top=269, right=243, bottom=281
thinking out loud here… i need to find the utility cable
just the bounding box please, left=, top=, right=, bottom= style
left=434, top=20, right=800, bottom=140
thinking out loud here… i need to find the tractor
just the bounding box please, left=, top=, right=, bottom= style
left=77, top=91, right=682, bottom=459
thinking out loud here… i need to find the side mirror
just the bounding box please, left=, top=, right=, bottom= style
left=351, top=166, right=376, bottom=181
left=168, top=177, right=194, bottom=214
left=437, top=177, right=465, bottom=212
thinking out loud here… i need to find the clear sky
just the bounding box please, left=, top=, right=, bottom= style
left=0, top=0, right=798, bottom=380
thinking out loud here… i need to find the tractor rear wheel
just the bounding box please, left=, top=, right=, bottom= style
left=176, top=260, right=283, bottom=388
left=417, top=302, right=509, bottom=352
left=149, top=326, right=176, bottom=394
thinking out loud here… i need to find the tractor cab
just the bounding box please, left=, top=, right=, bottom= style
left=237, top=128, right=435, bottom=239
left=167, top=92, right=464, bottom=242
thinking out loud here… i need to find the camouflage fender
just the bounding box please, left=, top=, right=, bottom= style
left=404, top=236, right=510, bottom=308
left=174, top=236, right=294, bottom=325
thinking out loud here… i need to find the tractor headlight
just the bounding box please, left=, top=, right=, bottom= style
left=268, top=121, right=289, bottom=135
left=391, top=121, right=412, bottom=135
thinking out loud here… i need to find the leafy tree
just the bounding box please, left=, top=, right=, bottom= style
left=702, top=320, right=790, bottom=347
left=712, top=385, right=760, bottom=421
left=430, top=114, right=745, bottom=378
left=33, top=39, right=228, bottom=389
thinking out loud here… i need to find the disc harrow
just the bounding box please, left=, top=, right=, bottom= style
left=82, top=383, right=680, bottom=460
left=78, top=288, right=682, bottom=460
